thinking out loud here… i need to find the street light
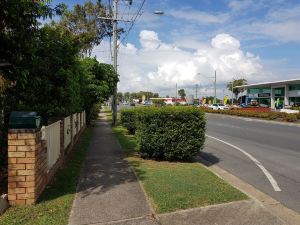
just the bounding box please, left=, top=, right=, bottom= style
left=197, top=71, right=217, bottom=104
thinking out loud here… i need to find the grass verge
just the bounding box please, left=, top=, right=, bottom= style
left=106, top=110, right=248, bottom=213
left=0, top=128, right=93, bottom=225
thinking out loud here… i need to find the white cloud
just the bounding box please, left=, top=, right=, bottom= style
left=211, top=33, right=240, bottom=50
left=228, top=0, right=253, bottom=11
left=169, top=9, right=229, bottom=24
left=139, top=30, right=161, bottom=50
left=93, top=31, right=264, bottom=96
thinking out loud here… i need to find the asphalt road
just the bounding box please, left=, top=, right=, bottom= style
left=202, top=114, right=300, bottom=214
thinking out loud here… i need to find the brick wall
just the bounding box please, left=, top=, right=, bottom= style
left=7, top=111, right=86, bottom=206
left=7, top=130, right=47, bottom=205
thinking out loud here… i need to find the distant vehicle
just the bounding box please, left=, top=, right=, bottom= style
left=143, top=101, right=151, bottom=106
left=123, top=101, right=129, bottom=105
left=250, top=99, right=258, bottom=106
left=130, top=102, right=135, bottom=106
left=259, top=104, right=269, bottom=108
left=209, top=104, right=228, bottom=110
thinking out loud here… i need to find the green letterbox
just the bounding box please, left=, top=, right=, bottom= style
left=9, top=111, right=41, bottom=129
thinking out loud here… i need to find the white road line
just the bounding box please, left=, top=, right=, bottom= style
left=206, top=135, right=281, bottom=192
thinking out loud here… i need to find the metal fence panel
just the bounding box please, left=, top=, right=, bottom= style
left=46, top=121, right=61, bottom=170
left=64, top=116, right=71, bottom=149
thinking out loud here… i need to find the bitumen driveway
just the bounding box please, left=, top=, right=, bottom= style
left=202, top=113, right=300, bottom=214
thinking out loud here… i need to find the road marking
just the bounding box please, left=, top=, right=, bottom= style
left=206, top=135, right=281, bottom=192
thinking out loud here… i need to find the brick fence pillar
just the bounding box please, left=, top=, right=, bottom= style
left=7, top=129, right=47, bottom=205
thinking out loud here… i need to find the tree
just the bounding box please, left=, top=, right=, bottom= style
left=58, top=1, right=112, bottom=56
left=178, top=89, right=186, bottom=98
left=124, top=92, right=130, bottom=101
left=117, top=92, right=123, bottom=102
left=227, top=79, right=248, bottom=100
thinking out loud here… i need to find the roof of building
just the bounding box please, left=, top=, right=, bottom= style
left=236, top=78, right=300, bottom=88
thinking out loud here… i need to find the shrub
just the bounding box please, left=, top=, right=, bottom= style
left=285, top=114, right=298, bottom=122
left=136, top=106, right=206, bottom=161
left=120, top=109, right=137, bottom=134
left=152, top=99, right=166, bottom=107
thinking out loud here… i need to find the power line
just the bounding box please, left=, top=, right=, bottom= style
left=118, top=0, right=146, bottom=47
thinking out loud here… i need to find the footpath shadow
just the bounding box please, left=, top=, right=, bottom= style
left=197, top=151, right=221, bottom=167
left=77, top=156, right=145, bottom=198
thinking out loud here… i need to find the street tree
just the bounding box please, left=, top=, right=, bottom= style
left=227, top=78, right=248, bottom=100
left=178, top=89, right=186, bottom=98
left=58, top=1, right=112, bottom=56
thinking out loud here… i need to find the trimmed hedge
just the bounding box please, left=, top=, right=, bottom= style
left=135, top=107, right=206, bottom=161
left=120, top=109, right=137, bottom=134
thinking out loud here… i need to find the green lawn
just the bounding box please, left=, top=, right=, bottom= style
left=108, top=111, right=248, bottom=213
left=0, top=128, right=93, bottom=225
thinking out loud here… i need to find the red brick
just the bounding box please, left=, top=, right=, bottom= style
left=25, top=139, right=36, bottom=146
left=8, top=194, right=16, bottom=201
left=8, top=146, right=17, bottom=152
left=17, top=181, right=35, bottom=188
left=18, top=133, right=36, bottom=139
left=26, top=187, right=34, bottom=193
left=26, top=176, right=35, bottom=182
left=17, top=170, right=35, bottom=176
left=8, top=157, right=17, bottom=164
left=17, top=145, right=36, bottom=152
left=14, top=200, right=26, bottom=205
left=26, top=164, right=35, bottom=170
left=8, top=164, right=25, bottom=170
left=17, top=158, right=35, bottom=164
left=8, top=176, right=26, bottom=182
left=8, top=133, right=17, bottom=139
left=26, top=152, right=35, bottom=157
left=17, top=193, right=34, bottom=199
left=8, top=140, right=25, bottom=146
left=9, top=188, right=25, bottom=194
left=8, top=170, right=17, bottom=176
left=26, top=199, right=35, bottom=205
left=8, top=182, right=17, bottom=188
left=8, top=152, right=25, bottom=158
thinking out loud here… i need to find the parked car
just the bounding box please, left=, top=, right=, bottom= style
left=209, top=103, right=229, bottom=110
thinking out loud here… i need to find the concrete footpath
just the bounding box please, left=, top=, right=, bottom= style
left=68, top=114, right=157, bottom=225
left=69, top=113, right=297, bottom=225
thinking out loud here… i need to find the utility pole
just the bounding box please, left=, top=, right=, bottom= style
left=195, top=84, right=198, bottom=99
left=175, top=83, right=178, bottom=104
left=112, top=0, right=118, bottom=126
left=214, top=70, right=217, bottom=104
left=231, top=79, right=234, bottom=105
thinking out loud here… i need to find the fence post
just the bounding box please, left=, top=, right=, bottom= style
left=70, top=114, right=74, bottom=147
left=7, top=129, right=47, bottom=205
left=60, top=120, right=64, bottom=155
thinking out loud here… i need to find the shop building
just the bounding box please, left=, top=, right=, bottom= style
left=237, top=79, right=300, bottom=109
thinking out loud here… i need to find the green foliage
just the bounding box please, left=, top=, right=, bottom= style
left=135, top=107, right=206, bottom=161
left=285, top=114, right=297, bottom=122
left=0, top=128, right=93, bottom=225
left=152, top=99, right=166, bottom=107
left=178, top=89, right=186, bottom=98
left=227, top=79, right=248, bottom=99
left=120, top=109, right=137, bottom=134
left=58, top=1, right=112, bottom=56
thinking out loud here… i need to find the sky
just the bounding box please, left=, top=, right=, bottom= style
left=52, top=0, right=300, bottom=97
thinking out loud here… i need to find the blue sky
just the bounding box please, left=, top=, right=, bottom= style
left=51, top=0, right=300, bottom=96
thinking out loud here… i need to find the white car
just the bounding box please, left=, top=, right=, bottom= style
left=209, top=104, right=229, bottom=110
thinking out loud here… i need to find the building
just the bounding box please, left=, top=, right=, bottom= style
left=237, top=78, right=300, bottom=109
